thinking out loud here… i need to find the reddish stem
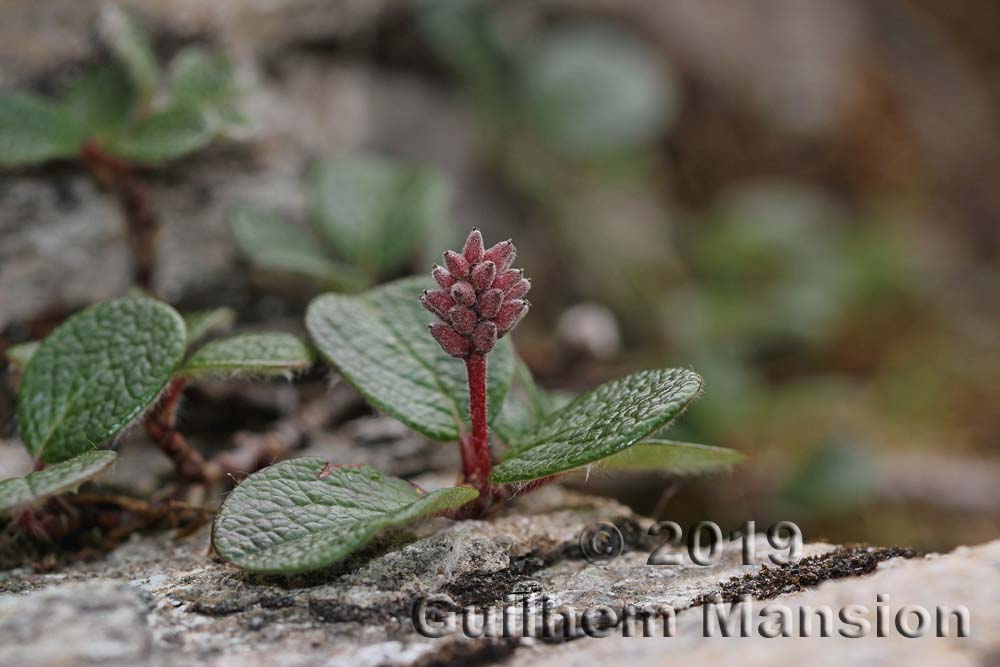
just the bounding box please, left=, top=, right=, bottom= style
left=144, top=378, right=213, bottom=483
left=464, top=353, right=492, bottom=495
left=458, top=433, right=477, bottom=482
left=80, top=140, right=159, bottom=293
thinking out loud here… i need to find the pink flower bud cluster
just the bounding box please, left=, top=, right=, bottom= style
left=421, top=229, right=530, bottom=358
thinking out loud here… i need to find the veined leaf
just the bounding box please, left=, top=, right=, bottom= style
left=60, top=63, right=136, bottom=138
left=490, top=368, right=702, bottom=483
left=17, top=297, right=186, bottom=463
left=178, top=333, right=312, bottom=377
left=108, top=105, right=214, bottom=163
left=0, top=93, right=82, bottom=166
left=0, top=451, right=117, bottom=515
left=183, top=308, right=235, bottom=346
left=230, top=207, right=366, bottom=290
left=523, top=25, right=674, bottom=158
left=170, top=47, right=236, bottom=107
left=6, top=341, right=39, bottom=371
left=599, top=439, right=744, bottom=474
left=306, top=277, right=515, bottom=441
left=212, top=458, right=477, bottom=573
left=99, top=4, right=158, bottom=105
left=308, top=156, right=448, bottom=277
left=493, top=359, right=548, bottom=443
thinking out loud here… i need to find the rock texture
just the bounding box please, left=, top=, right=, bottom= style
left=0, top=485, right=826, bottom=667
left=511, top=540, right=1000, bottom=667
left=0, top=482, right=994, bottom=667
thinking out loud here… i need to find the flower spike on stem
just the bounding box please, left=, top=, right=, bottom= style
left=421, top=229, right=531, bottom=496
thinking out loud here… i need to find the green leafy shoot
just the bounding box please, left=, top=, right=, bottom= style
left=17, top=297, right=187, bottom=463
left=178, top=333, right=313, bottom=378
left=0, top=4, right=241, bottom=169
left=0, top=451, right=118, bottom=515
left=232, top=155, right=449, bottom=290
left=211, top=229, right=737, bottom=574
left=212, top=458, right=477, bottom=573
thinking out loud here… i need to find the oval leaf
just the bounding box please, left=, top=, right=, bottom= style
left=0, top=93, right=82, bottom=166
left=212, top=458, right=478, bottom=573
left=0, top=451, right=117, bottom=515
left=170, top=47, right=236, bottom=106
left=17, top=297, right=187, bottom=463
left=178, top=333, right=313, bottom=377
left=306, top=277, right=515, bottom=441
left=108, top=105, right=214, bottom=163
left=599, top=439, right=745, bottom=475
left=308, top=156, right=448, bottom=276
left=98, top=4, right=159, bottom=105
left=490, top=368, right=703, bottom=483
left=523, top=25, right=675, bottom=157
left=59, top=63, right=137, bottom=138
left=231, top=207, right=366, bottom=290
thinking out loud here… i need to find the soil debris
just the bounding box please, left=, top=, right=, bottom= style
left=695, top=544, right=917, bottom=604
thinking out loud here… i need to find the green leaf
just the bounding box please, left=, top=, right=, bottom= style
left=178, top=333, right=313, bottom=377
left=490, top=368, right=702, bottom=483
left=107, top=105, right=214, bottom=163
left=522, top=25, right=675, bottom=158
left=183, top=308, right=235, bottom=346
left=493, top=360, right=546, bottom=443
left=0, top=93, right=83, bottom=166
left=308, top=156, right=448, bottom=277
left=6, top=341, right=39, bottom=371
left=306, top=277, right=515, bottom=441
left=98, top=4, right=159, bottom=105
left=419, top=0, right=517, bottom=118
left=600, top=439, right=745, bottom=474
left=212, top=458, right=477, bottom=573
left=170, top=47, right=236, bottom=107
left=59, top=63, right=136, bottom=138
left=230, top=207, right=366, bottom=290
left=0, top=451, right=117, bottom=515
left=17, top=297, right=187, bottom=463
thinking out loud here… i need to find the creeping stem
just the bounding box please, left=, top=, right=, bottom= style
left=144, top=378, right=212, bottom=483
left=80, top=140, right=159, bottom=293
left=464, top=352, right=491, bottom=494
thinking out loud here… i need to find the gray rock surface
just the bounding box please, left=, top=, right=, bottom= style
left=0, top=482, right=837, bottom=667
left=2, top=483, right=994, bottom=667
left=511, top=540, right=1000, bottom=667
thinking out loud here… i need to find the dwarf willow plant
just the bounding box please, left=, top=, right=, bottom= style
left=0, top=297, right=311, bottom=517
left=211, top=230, right=743, bottom=574
left=0, top=5, right=243, bottom=291
left=231, top=154, right=449, bottom=291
